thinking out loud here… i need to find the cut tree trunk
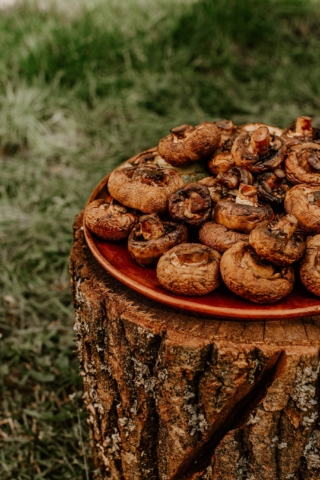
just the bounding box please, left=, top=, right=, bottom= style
left=70, top=212, right=320, bottom=480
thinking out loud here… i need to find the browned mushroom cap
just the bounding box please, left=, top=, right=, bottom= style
left=284, top=184, right=320, bottom=234
left=108, top=164, right=184, bottom=214
left=214, top=119, right=238, bottom=150
left=85, top=198, right=137, bottom=241
left=168, top=182, right=212, bottom=227
left=220, top=242, right=295, bottom=303
left=156, top=243, right=221, bottom=295
left=241, top=122, right=284, bottom=137
left=158, top=122, right=221, bottom=167
left=249, top=215, right=305, bottom=266
left=199, top=177, right=229, bottom=203
left=207, top=151, right=235, bottom=176
left=231, top=127, right=287, bottom=173
left=199, top=221, right=249, bottom=253
left=300, top=235, right=320, bottom=296
left=284, top=143, right=320, bottom=185
left=214, top=185, right=273, bottom=234
left=216, top=166, right=253, bottom=189
left=128, top=214, right=188, bottom=266
left=281, top=116, right=318, bottom=146
left=256, top=170, right=291, bottom=210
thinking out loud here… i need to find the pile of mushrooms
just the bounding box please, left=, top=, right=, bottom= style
left=85, top=116, right=320, bottom=303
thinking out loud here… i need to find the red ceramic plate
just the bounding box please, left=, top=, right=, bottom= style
left=83, top=151, right=320, bottom=320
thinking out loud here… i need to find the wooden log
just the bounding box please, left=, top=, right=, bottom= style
left=70, top=212, right=320, bottom=480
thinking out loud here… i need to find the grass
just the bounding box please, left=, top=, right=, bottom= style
left=1, top=0, right=320, bottom=477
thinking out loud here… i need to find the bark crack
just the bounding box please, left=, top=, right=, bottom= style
left=174, top=350, right=286, bottom=480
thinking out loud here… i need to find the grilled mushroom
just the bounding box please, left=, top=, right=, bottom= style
left=158, top=122, right=221, bottom=167
left=282, top=116, right=320, bottom=146
left=168, top=182, right=212, bottom=227
left=231, top=126, right=287, bottom=173
left=216, top=166, right=253, bottom=189
left=220, top=242, right=295, bottom=303
left=128, top=214, right=188, bottom=266
left=199, top=177, right=229, bottom=204
left=300, top=235, right=320, bottom=296
left=199, top=221, right=249, bottom=253
left=284, top=184, right=320, bottom=234
left=249, top=215, right=305, bottom=265
left=284, top=143, right=320, bottom=185
left=241, top=122, right=284, bottom=137
left=85, top=198, right=137, bottom=241
left=156, top=243, right=221, bottom=295
left=256, top=170, right=291, bottom=209
left=214, top=184, right=273, bottom=233
left=207, top=151, right=235, bottom=176
left=214, top=119, right=238, bottom=150
left=108, top=164, right=184, bottom=214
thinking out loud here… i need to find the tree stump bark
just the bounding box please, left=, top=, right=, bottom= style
left=70, top=212, right=320, bottom=480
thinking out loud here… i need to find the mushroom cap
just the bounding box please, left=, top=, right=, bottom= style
left=300, top=234, right=320, bottom=296
left=199, top=221, right=249, bottom=253
left=220, top=242, right=295, bottom=303
left=168, top=182, right=212, bottom=227
left=214, top=198, right=273, bottom=234
left=241, top=122, right=284, bottom=137
left=207, top=151, right=235, bottom=175
left=281, top=117, right=317, bottom=146
left=85, top=198, right=137, bottom=241
left=128, top=220, right=188, bottom=266
left=256, top=171, right=290, bottom=210
left=107, top=165, right=184, bottom=214
left=249, top=219, right=305, bottom=266
left=284, top=184, right=320, bottom=234
left=231, top=131, right=287, bottom=173
left=156, top=243, right=221, bottom=296
left=284, top=142, right=320, bottom=185
left=158, top=122, right=221, bottom=167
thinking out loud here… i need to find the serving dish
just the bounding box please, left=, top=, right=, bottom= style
left=83, top=151, right=320, bottom=320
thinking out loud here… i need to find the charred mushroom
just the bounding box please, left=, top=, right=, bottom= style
left=199, top=177, right=229, bottom=204
left=241, top=122, right=283, bottom=137
left=256, top=170, right=291, bottom=210
left=207, top=150, right=235, bottom=176
left=216, top=166, right=253, bottom=189
left=156, top=243, right=221, bottom=295
left=85, top=198, right=137, bottom=241
left=158, top=122, right=221, bottom=167
left=220, top=241, right=295, bottom=303
left=214, top=184, right=273, bottom=233
left=284, top=142, right=320, bottom=185
left=282, top=116, right=320, bottom=146
left=300, top=235, right=320, bottom=296
left=231, top=126, right=287, bottom=173
left=168, top=182, right=212, bottom=227
left=214, top=119, right=238, bottom=150
left=199, top=221, right=249, bottom=253
left=108, top=164, right=184, bottom=214
left=284, top=184, right=320, bottom=234
left=128, top=214, right=188, bottom=266
left=249, top=215, right=305, bottom=265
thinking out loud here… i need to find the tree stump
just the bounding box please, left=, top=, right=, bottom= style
left=70, top=212, right=320, bottom=480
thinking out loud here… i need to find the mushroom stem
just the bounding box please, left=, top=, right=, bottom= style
left=236, top=184, right=259, bottom=207
left=216, top=119, right=234, bottom=134
left=172, top=247, right=210, bottom=266
left=170, top=124, right=194, bottom=140
left=251, top=126, right=270, bottom=156
left=139, top=214, right=165, bottom=241
left=296, top=116, right=313, bottom=136
left=272, top=214, right=298, bottom=239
